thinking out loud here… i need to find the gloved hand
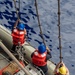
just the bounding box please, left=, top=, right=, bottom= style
left=46, top=46, right=50, bottom=53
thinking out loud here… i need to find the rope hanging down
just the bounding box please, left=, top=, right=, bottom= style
left=34, top=0, right=46, bottom=46
left=57, top=0, right=63, bottom=62
left=13, top=0, right=20, bottom=19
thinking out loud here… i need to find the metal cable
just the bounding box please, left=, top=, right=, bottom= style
left=57, top=0, right=63, bottom=62
left=34, top=0, right=46, bottom=46
left=13, top=0, right=20, bottom=19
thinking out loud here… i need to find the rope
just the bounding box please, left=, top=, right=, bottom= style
left=19, top=0, right=20, bottom=19
left=57, top=0, right=63, bottom=62
left=13, top=0, right=20, bottom=19
left=34, top=0, right=46, bottom=46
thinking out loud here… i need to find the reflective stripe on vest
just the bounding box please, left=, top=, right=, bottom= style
left=13, top=29, right=25, bottom=35
left=32, top=50, right=47, bottom=66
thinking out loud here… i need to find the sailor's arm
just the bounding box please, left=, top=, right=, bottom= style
left=54, top=62, right=61, bottom=74
left=14, top=19, right=20, bottom=28
left=46, top=46, right=52, bottom=58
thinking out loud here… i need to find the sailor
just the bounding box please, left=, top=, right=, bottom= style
left=54, top=62, right=70, bottom=75
left=11, top=19, right=27, bottom=52
left=31, top=44, right=52, bottom=75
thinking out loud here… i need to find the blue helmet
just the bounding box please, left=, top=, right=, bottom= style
left=38, top=44, right=46, bottom=54
left=17, top=23, right=25, bottom=30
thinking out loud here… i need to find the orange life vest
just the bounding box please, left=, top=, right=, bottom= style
left=32, top=50, right=47, bottom=66
left=12, top=29, right=26, bottom=45
left=0, top=70, right=2, bottom=75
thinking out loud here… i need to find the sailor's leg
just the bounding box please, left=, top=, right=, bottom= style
left=11, top=44, right=16, bottom=52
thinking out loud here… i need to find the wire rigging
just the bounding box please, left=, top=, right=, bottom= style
left=57, top=0, right=63, bottom=62
left=13, top=0, right=20, bottom=19
left=18, top=0, right=20, bottom=19
left=34, top=0, right=46, bottom=46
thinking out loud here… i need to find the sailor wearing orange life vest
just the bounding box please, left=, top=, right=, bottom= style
left=11, top=19, right=27, bottom=52
left=31, top=44, right=52, bottom=75
left=54, top=61, right=70, bottom=75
